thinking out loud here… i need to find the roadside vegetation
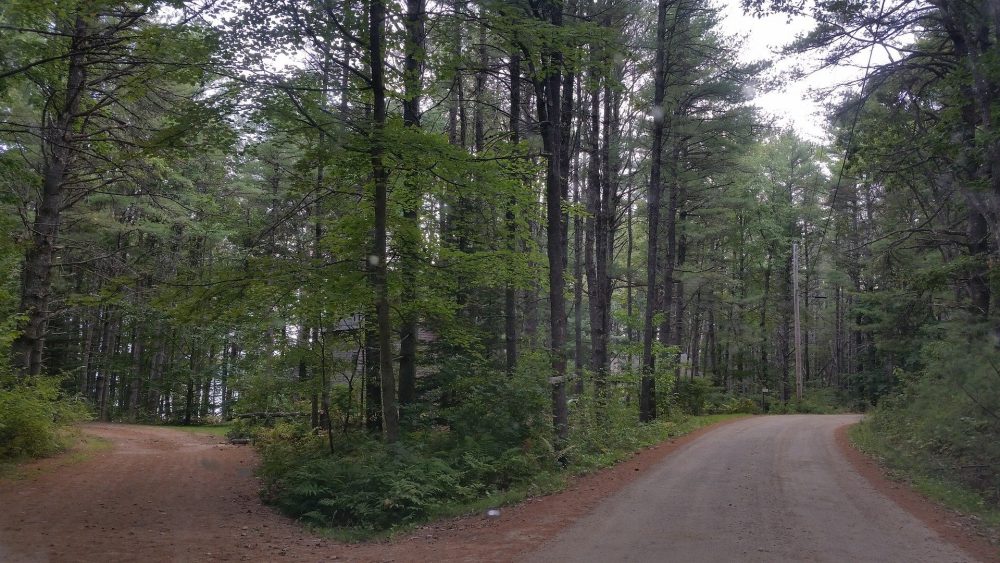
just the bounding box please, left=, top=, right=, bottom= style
left=0, top=375, right=90, bottom=462
left=851, top=323, right=1000, bottom=534
left=246, top=370, right=749, bottom=535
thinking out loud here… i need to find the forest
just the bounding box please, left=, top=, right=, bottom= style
left=1, top=0, right=998, bottom=533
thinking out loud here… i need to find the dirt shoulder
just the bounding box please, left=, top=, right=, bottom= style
left=836, top=424, right=1000, bottom=562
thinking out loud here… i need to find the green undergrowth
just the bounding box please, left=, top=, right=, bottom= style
left=568, top=405, right=746, bottom=472
left=764, top=388, right=858, bottom=415
left=249, top=356, right=758, bottom=540
left=159, top=423, right=234, bottom=437
left=255, top=409, right=745, bottom=540
left=851, top=418, right=1000, bottom=533
left=0, top=430, right=111, bottom=480
left=0, top=375, right=91, bottom=462
left=846, top=328, right=1000, bottom=525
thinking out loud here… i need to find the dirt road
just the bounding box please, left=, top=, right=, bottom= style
left=0, top=417, right=990, bottom=562
left=524, top=414, right=979, bottom=563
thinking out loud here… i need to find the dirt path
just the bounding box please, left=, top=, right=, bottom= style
left=0, top=417, right=993, bottom=562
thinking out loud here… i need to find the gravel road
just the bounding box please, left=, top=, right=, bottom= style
left=523, top=414, right=978, bottom=563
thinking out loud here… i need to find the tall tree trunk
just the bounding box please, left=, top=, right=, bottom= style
left=505, top=54, right=521, bottom=376
left=640, top=0, right=670, bottom=422
left=97, top=311, right=116, bottom=422
left=184, top=341, right=197, bottom=425
left=760, top=252, right=772, bottom=389
left=200, top=344, right=213, bottom=420
left=13, top=15, right=89, bottom=376
left=527, top=0, right=569, bottom=442
left=219, top=337, right=230, bottom=421
left=80, top=313, right=96, bottom=395
left=690, top=289, right=702, bottom=379
left=596, top=51, right=619, bottom=392
left=370, top=0, right=400, bottom=443
left=398, top=0, right=426, bottom=409
left=364, top=320, right=382, bottom=433
left=574, top=180, right=585, bottom=394
left=626, top=203, right=635, bottom=372
left=127, top=327, right=143, bottom=423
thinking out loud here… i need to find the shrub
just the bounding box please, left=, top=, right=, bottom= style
left=0, top=376, right=91, bottom=460
left=270, top=442, right=468, bottom=529
left=673, top=378, right=714, bottom=415
left=863, top=328, right=1000, bottom=504
left=710, top=395, right=759, bottom=414
left=255, top=358, right=555, bottom=531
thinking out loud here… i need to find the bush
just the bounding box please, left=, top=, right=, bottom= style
left=271, top=441, right=468, bottom=529
left=256, top=359, right=555, bottom=531
left=862, top=328, right=1000, bottom=504
left=710, top=395, right=759, bottom=415
left=671, top=378, right=759, bottom=416
left=673, top=378, right=713, bottom=415
left=0, top=376, right=91, bottom=460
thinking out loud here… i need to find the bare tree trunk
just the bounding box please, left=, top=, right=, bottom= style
left=626, top=203, right=635, bottom=372
left=690, top=289, right=702, bottom=379
left=200, top=344, right=213, bottom=420
left=80, top=312, right=96, bottom=395
left=184, top=341, right=197, bottom=425
left=760, top=252, right=772, bottom=389
left=364, top=323, right=381, bottom=433
left=97, top=310, right=116, bottom=421
left=584, top=57, right=613, bottom=398
left=219, top=337, right=230, bottom=420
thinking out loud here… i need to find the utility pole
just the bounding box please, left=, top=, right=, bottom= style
left=793, top=242, right=803, bottom=401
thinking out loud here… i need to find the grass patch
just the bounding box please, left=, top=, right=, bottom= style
left=850, top=421, right=1000, bottom=530
left=0, top=430, right=112, bottom=481
left=158, top=423, right=233, bottom=437
left=567, top=410, right=749, bottom=473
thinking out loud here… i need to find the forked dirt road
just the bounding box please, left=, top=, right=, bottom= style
left=0, top=416, right=993, bottom=562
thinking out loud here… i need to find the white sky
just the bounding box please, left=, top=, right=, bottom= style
left=716, top=0, right=896, bottom=141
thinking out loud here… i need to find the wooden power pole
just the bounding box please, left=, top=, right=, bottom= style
left=793, top=242, right=803, bottom=401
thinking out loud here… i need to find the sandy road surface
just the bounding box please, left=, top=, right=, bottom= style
left=524, top=414, right=979, bottom=563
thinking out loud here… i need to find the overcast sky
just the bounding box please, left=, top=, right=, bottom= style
left=716, top=0, right=895, bottom=141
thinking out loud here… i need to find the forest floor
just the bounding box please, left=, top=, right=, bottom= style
left=0, top=417, right=995, bottom=562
